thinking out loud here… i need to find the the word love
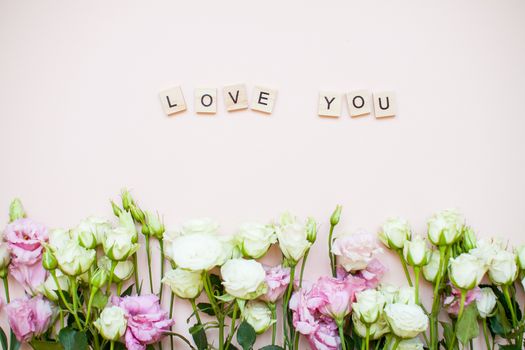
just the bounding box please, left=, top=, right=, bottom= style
left=318, top=90, right=397, bottom=118
left=159, top=84, right=277, bottom=116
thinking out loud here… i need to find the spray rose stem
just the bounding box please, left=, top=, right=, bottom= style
left=159, top=239, right=165, bottom=302
left=268, top=302, right=277, bottom=345
left=2, top=275, right=9, bottom=303
left=282, top=266, right=296, bottom=349
left=145, top=235, right=154, bottom=293
left=396, top=250, right=413, bottom=287
left=429, top=246, right=449, bottom=350
left=449, top=290, right=467, bottom=350
left=328, top=205, right=342, bottom=277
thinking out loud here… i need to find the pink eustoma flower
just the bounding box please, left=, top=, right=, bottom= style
left=260, top=264, right=290, bottom=303
left=112, top=294, right=174, bottom=350
left=444, top=286, right=481, bottom=316
left=6, top=295, right=56, bottom=342
left=355, top=258, right=387, bottom=289
left=307, top=318, right=340, bottom=350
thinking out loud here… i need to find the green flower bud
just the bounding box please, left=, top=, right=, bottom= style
left=9, top=198, right=26, bottom=223
left=130, top=204, right=146, bottom=224
left=90, top=268, right=109, bottom=289
left=110, top=200, right=122, bottom=217
left=330, top=205, right=342, bottom=227
left=142, top=224, right=151, bottom=236
left=462, top=226, right=477, bottom=252
left=306, top=217, right=317, bottom=243
left=145, top=211, right=165, bottom=240
left=0, top=267, right=7, bottom=279
left=120, top=189, right=134, bottom=211
left=42, top=249, right=58, bottom=271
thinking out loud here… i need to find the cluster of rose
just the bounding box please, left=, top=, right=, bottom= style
left=0, top=193, right=523, bottom=350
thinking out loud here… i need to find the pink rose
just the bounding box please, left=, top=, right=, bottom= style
left=307, top=319, right=340, bottom=350
left=444, top=286, right=481, bottom=316
left=331, top=231, right=382, bottom=272
left=6, top=295, right=56, bottom=342
left=355, top=258, right=387, bottom=289
left=260, top=264, right=290, bottom=303
left=4, top=218, right=48, bottom=293
left=111, top=294, right=174, bottom=350
left=309, top=275, right=366, bottom=321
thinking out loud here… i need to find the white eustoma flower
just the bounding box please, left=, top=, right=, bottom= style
left=422, top=250, right=441, bottom=283
left=488, top=250, right=518, bottom=285
left=379, top=217, right=411, bottom=250
left=427, top=209, right=465, bottom=246
left=236, top=223, right=276, bottom=259
left=243, top=301, right=273, bottom=334
left=98, top=256, right=134, bottom=282
left=449, top=253, right=486, bottom=290
left=476, top=287, right=497, bottom=318
left=55, top=239, right=96, bottom=276
left=352, top=313, right=390, bottom=340
left=384, top=303, right=428, bottom=339
left=276, top=213, right=311, bottom=264
left=352, top=289, right=386, bottom=324
left=220, top=258, right=266, bottom=299
left=169, top=233, right=226, bottom=271
left=403, top=235, right=429, bottom=267
left=394, top=286, right=416, bottom=305
left=103, top=227, right=139, bottom=261
left=162, top=268, right=203, bottom=299
left=94, top=306, right=127, bottom=341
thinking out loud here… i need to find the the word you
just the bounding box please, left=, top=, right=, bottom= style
left=318, top=91, right=396, bottom=118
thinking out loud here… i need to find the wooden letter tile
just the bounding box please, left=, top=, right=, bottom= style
left=223, top=84, right=248, bottom=111
left=318, top=92, right=342, bottom=117
left=373, top=91, right=396, bottom=118
left=159, top=86, right=186, bottom=115
left=195, top=88, right=217, bottom=114
left=346, top=90, right=371, bottom=117
left=251, top=86, right=277, bottom=114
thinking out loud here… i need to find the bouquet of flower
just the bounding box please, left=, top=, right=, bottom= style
left=0, top=192, right=523, bottom=350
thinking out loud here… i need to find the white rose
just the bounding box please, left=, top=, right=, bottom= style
left=427, top=209, right=464, bottom=246
left=217, top=234, right=242, bottom=266
left=470, top=238, right=505, bottom=268
left=103, top=227, right=139, bottom=261
left=394, top=286, right=416, bottom=305
left=403, top=235, right=429, bottom=267
left=181, top=218, right=219, bottom=236
left=379, top=284, right=399, bottom=304
left=94, top=306, right=127, bottom=341
left=236, top=223, right=276, bottom=259
left=56, top=239, right=96, bottom=276
left=40, top=271, right=70, bottom=301
left=449, top=253, right=486, bottom=290
left=352, top=289, right=386, bottom=324
left=243, top=301, right=273, bottom=334
left=118, top=211, right=138, bottom=243
left=220, top=258, right=266, bottom=299
left=422, top=250, right=441, bottom=283
left=72, top=217, right=111, bottom=248
left=0, top=242, right=10, bottom=269
left=276, top=213, right=311, bottom=264
left=169, top=233, right=225, bottom=271
left=390, top=338, right=424, bottom=350
left=488, top=250, right=518, bottom=285
left=331, top=231, right=382, bottom=272
left=352, top=313, right=390, bottom=340
left=98, top=256, right=134, bottom=282
left=476, top=287, right=497, bottom=318
left=516, top=245, right=525, bottom=270
left=379, top=217, right=411, bottom=250
left=384, top=303, right=428, bottom=339
left=162, top=268, right=203, bottom=299
left=49, top=228, right=72, bottom=251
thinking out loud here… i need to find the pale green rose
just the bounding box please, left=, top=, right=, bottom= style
left=162, top=268, right=203, bottom=299
left=422, top=250, right=441, bottom=283
left=94, top=306, right=127, bottom=341
left=56, top=239, right=96, bottom=276
left=470, top=238, right=505, bottom=268
left=488, top=250, right=518, bottom=285
left=181, top=218, right=219, bottom=236
left=390, top=338, right=424, bottom=350
left=427, top=209, right=464, bottom=246
left=276, top=213, right=311, bottom=265
left=352, top=313, right=390, bottom=340
left=379, top=217, right=411, bottom=250
left=449, top=253, right=486, bottom=290
left=236, top=223, right=276, bottom=259
left=40, top=271, right=70, bottom=301
left=103, top=227, right=139, bottom=261
left=379, top=284, right=399, bottom=304
left=476, top=287, right=497, bottom=318
left=98, top=256, right=134, bottom=283
left=243, top=301, right=273, bottom=334
left=168, top=233, right=224, bottom=271
left=394, top=286, right=416, bottom=305
left=403, top=235, right=429, bottom=267
left=384, top=303, right=428, bottom=339
left=72, top=216, right=111, bottom=248
left=220, top=258, right=267, bottom=299
left=352, top=289, right=386, bottom=324
left=118, top=211, right=138, bottom=243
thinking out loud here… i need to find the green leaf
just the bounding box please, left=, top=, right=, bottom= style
left=58, top=328, right=88, bottom=350
left=189, top=323, right=208, bottom=350
left=197, top=303, right=215, bottom=316
left=121, top=284, right=134, bottom=297
left=91, top=289, right=109, bottom=309
left=225, top=345, right=239, bottom=350
left=489, top=301, right=512, bottom=336
left=0, top=328, right=7, bottom=350
left=456, top=304, right=479, bottom=345
left=29, top=341, right=64, bottom=350
left=209, top=274, right=224, bottom=295
left=499, top=345, right=522, bottom=350
left=440, top=321, right=456, bottom=350
left=259, top=346, right=285, bottom=350
left=236, top=321, right=256, bottom=350
left=9, top=330, right=20, bottom=350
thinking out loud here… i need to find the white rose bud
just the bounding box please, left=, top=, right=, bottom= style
left=276, top=213, right=311, bottom=265
left=449, top=253, right=486, bottom=290
left=181, top=218, right=219, bottom=236
left=403, top=235, right=429, bottom=267
left=516, top=245, right=525, bottom=270
left=41, top=271, right=70, bottom=301
left=243, top=301, right=273, bottom=334
left=394, top=286, right=416, bottom=305
left=352, top=289, right=386, bottom=324
left=169, top=233, right=225, bottom=271
left=94, top=306, right=127, bottom=341
left=422, top=250, right=441, bottom=283
left=379, top=217, right=411, bottom=250
left=162, top=268, right=203, bottom=299
left=391, top=338, right=424, bottom=350
left=56, top=239, right=96, bottom=276
left=103, top=227, right=139, bottom=261
left=384, top=303, right=428, bottom=339
left=352, top=313, right=390, bottom=340
left=220, top=258, right=267, bottom=300
left=236, top=223, right=276, bottom=259
left=476, top=287, right=497, bottom=318
left=427, top=209, right=465, bottom=246
left=488, top=250, right=518, bottom=285
left=98, top=256, right=134, bottom=283
left=118, top=211, right=138, bottom=243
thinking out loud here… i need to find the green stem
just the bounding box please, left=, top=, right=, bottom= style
left=218, top=314, right=225, bottom=350
left=450, top=290, right=467, bottom=350
left=391, top=338, right=401, bottom=350
left=337, top=321, right=346, bottom=350
left=299, top=249, right=310, bottom=288
left=145, top=235, right=154, bottom=294
left=117, top=282, right=122, bottom=296
left=110, top=341, right=114, bottom=350
left=365, top=326, right=370, bottom=350
left=269, top=303, right=277, bottom=345
left=282, top=266, right=296, bottom=349
left=52, top=271, right=81, bottom=328
left=328, top=225, right=336, bottom=277
left=482, top=318, right=491, bottom=350
left=190, top=298, right=202, bottom=324
left=159, top=239, right=165, bottom=303
left=414, top=267, right=420, bottom=304
left=106, top=260, right=117, bottom=294
left=69, top=277, right=84, bottom=329
left=502, top=285, right=518, bottom=326
left=397, top=250, right=413, bottom=286
left=2, top=276, right=10, bottom=303
left=169, top=292, right=175, bottom=350
left=132, top=253, right=140, bottom=294
left=224, top=302, right=238, bottom=349
left=85, top=287, right=97, bottom=326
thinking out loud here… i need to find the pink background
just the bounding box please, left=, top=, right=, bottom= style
left=1, top=1, right=524, bottom=349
